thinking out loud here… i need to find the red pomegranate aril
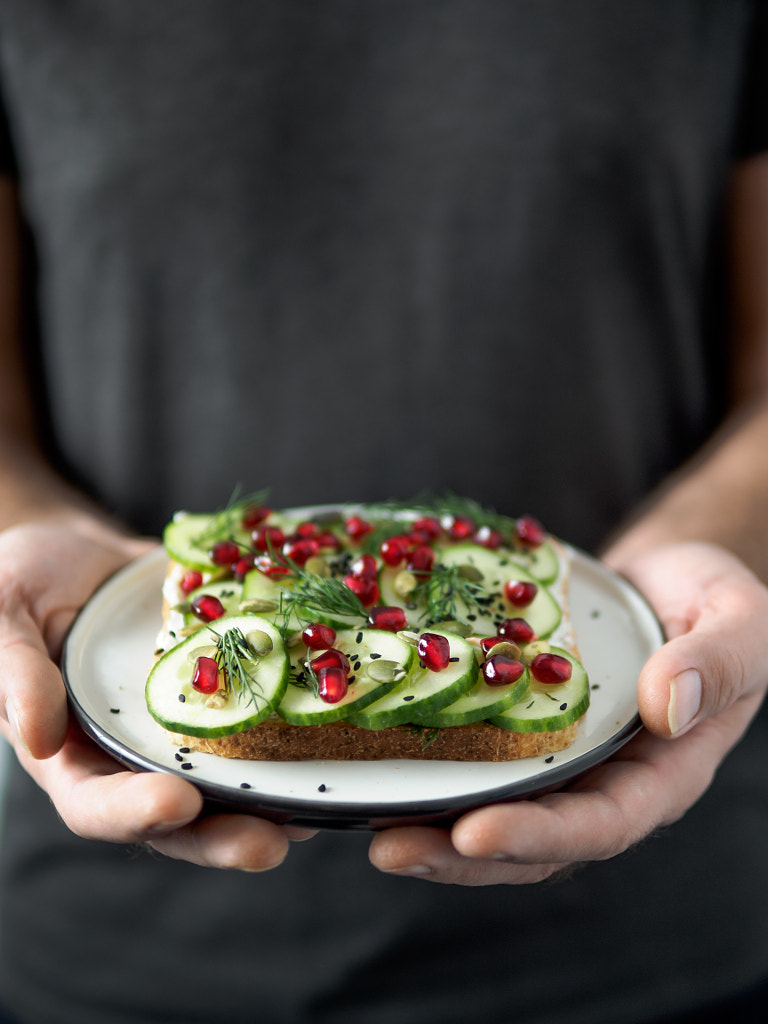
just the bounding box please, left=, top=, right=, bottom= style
left=241, top=504, right=271, bottom=530
left=310, top=648, right=351, bottom=674
left=480, top=635, right=504, bottom=656
left=531, top=653, right=573, bottom=684
left=283, top=537, right=320, bottom=566
left=368, top=606, right=408, bottom=632
left=192, top=656, right=220, bottom=694
left=515, top=514, right=546, bottom=548
left=408, top=545, right=435, bottom=574
left=254, top=554, right=292, bottom=580
left=483, top=655, right=526, bottom=687
left=504, top=580, right=539, bottom=607
left=417, top=632, right=451, bottom=672
left=302, top=622, right=337, bottom=651
left=446, top=514, right=475, bottom=540
left=233, top=554, right=256, bottom=581
left=379, top=535, right=409, bottom=567
left=190, top=594, right=226, bottom=622
left=317, top=666, right=349, bottom=704
left=412, top=516, right=442, bottom=540
left=343, top=574, right=380, bottom=607
left=252, top=524, right=285, bottom=552
left=209, top=540, right=241, bottom=567
left=474, top=525, right=503, bottom=550
left=295, top=521, right=319, bottom=539
left=497, top=617, right=536, bottom=644
left=346, top=515, right=373, bottom=542
left=180, top=569, right=203, bottom=595
left=350, top=553, right=378, bottom=580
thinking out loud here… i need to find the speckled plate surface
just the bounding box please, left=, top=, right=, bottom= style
left=62, top=541, right=664, bottom=830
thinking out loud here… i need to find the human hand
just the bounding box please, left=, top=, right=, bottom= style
left=368, top=542, right=768, bottom=884
left=0, top=520, right=313, bottom=870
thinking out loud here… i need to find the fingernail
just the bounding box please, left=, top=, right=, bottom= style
left=4, top=699, right=30, bottom=754
left=383, top=864, right=432, bottom=876
left=667, top=669, right=701, bottom=734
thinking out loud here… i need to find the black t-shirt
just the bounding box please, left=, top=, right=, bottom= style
left=0, top=3, right=767, bottom=1023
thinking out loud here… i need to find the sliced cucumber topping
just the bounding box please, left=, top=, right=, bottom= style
left=412, top=663, right=530, bottom=728
left=146, top=615, right=288, bottom=738
left=242, top=569, right=367, bottom=634
left=163, top=512, right=250, bottom=571
left=180, top=579, right=245, bottom=630
left=349, top=631, right=479, bottom=730
left=488, top=649, right=589, bottom=733
left=277, top=629, right=415, bottom=725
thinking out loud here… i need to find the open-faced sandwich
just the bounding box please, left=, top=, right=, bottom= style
left=146, top=497, right=590, bottom=761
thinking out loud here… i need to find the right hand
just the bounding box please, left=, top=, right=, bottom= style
left=0, top=519, right=313, bottom=870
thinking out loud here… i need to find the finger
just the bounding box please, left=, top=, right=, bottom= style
left=637, top=595, right=768, bottom=739
left=147, top=813, right=292, bottom=872
left=0, top=615, right=69, bottom=759
left=369, top=825, right=567, bottom=885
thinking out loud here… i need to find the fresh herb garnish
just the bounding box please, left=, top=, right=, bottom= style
left=214, top=625, right=269, bottom=709
left=415, top=562, right=486, bottom=625
left=277, top=565, right=368, bottom=631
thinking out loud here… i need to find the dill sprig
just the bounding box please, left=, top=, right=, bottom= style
left=370, top=491, right=516, bottom=538
left=215, top=626, right=269, bottom=710
left=277, top=566, right=368, bottom=630
left=415, top=561, right=486, bottom=625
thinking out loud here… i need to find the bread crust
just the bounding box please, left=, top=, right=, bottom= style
left=170, top=716, right=581, bottom=761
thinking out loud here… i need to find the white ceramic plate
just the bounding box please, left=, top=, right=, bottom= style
left=62, top=544, right=664, bottom=830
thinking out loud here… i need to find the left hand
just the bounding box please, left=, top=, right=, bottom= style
left=368, top=543, right=768, bottom=884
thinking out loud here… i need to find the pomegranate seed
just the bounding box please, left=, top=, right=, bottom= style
left=343, top=574, right=380, bottom=607
left=480, top=636, right=505, bottom=656
left=350, top=553, right=378, bottom=579
left=474, top=525, right=503, bottom=550
left=412, top=516, right=442, bottom=540
left=302, top=622, right=337, bottom=651
left=254, top=554, right=292, bottom=580
left=504, top=580, right=539, bottom=607
left=310, top=649, right=351, bottom=674
left=516, top=514, right=546, bottom=548
left=192, top=656, right=220, bottom=694
left=180, top=570, right=203, bottom=595
left=295, top=521, right=319, bottom=539
left=407, top=545, right=435, bottom=574
left=317, top=666, right=349, bottom=704
left=368, top=606, right=408, bottom=632
left=446, top=515, right=475, bottom=540
left=233, top=554, right=255, bottom=581
left=241, top=504, right=270, bottom=530
left=531, top=653, right=573, bottom=684
left=283, top=537, right=320, bottom=566
left=252, top=524, right=285, bottom=552
left=379, top=535, right=409, bottom=567
left=483, top=655, right=525, bottom=687
left=190, top=594, right=226, bottom=622
left=346, top=515, right=373, bottom=542
left=209, top=540, right=241, bottom=567
left=497, top=618, right=536, bottom=644
left=417, top=632, right=451, bottom=672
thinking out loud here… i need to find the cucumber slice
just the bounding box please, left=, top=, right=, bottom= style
left=488, top=649, right=589, bottom=733
left=379, top=544, right=561, bottom=639
left=146, top=615, right=288, bottom=738
left=163, top=512, right=250, bottom=571
left=242, top=569, right=366, bottom=633
left=349, top=631, right=479, bottom=730
left=277, top=629, right=415, bottom=725
left=412, top=663, right=530, bottom=727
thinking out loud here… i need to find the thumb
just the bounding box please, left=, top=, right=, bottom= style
left=637, top=619, right=766, bottom=739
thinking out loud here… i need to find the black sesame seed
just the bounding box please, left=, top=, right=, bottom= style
left=109, top=708, right=120, bottom=714
left=449, top=657, right=459, bottom=663
left=179, top=747, right=190, bottom=753
left=240, top=782, right=251, bottom=790
left=356, top=631, right=363, bottom=644
left=560, top=703, right=568, bottom=710
left=545, top=755, right=554, bottom=764
left=403, top=695, right=415, bottom=702
left=181, top=762, right=193, bottom=770
left=354, top=661, right=362, bottom=671
left=318, top=783, right=327, bottom=792
left=175, top=753, right=184, bottom=762
left=348, top=675, right=356, bottom=684
left=178, top=693, right=186, bottom=702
